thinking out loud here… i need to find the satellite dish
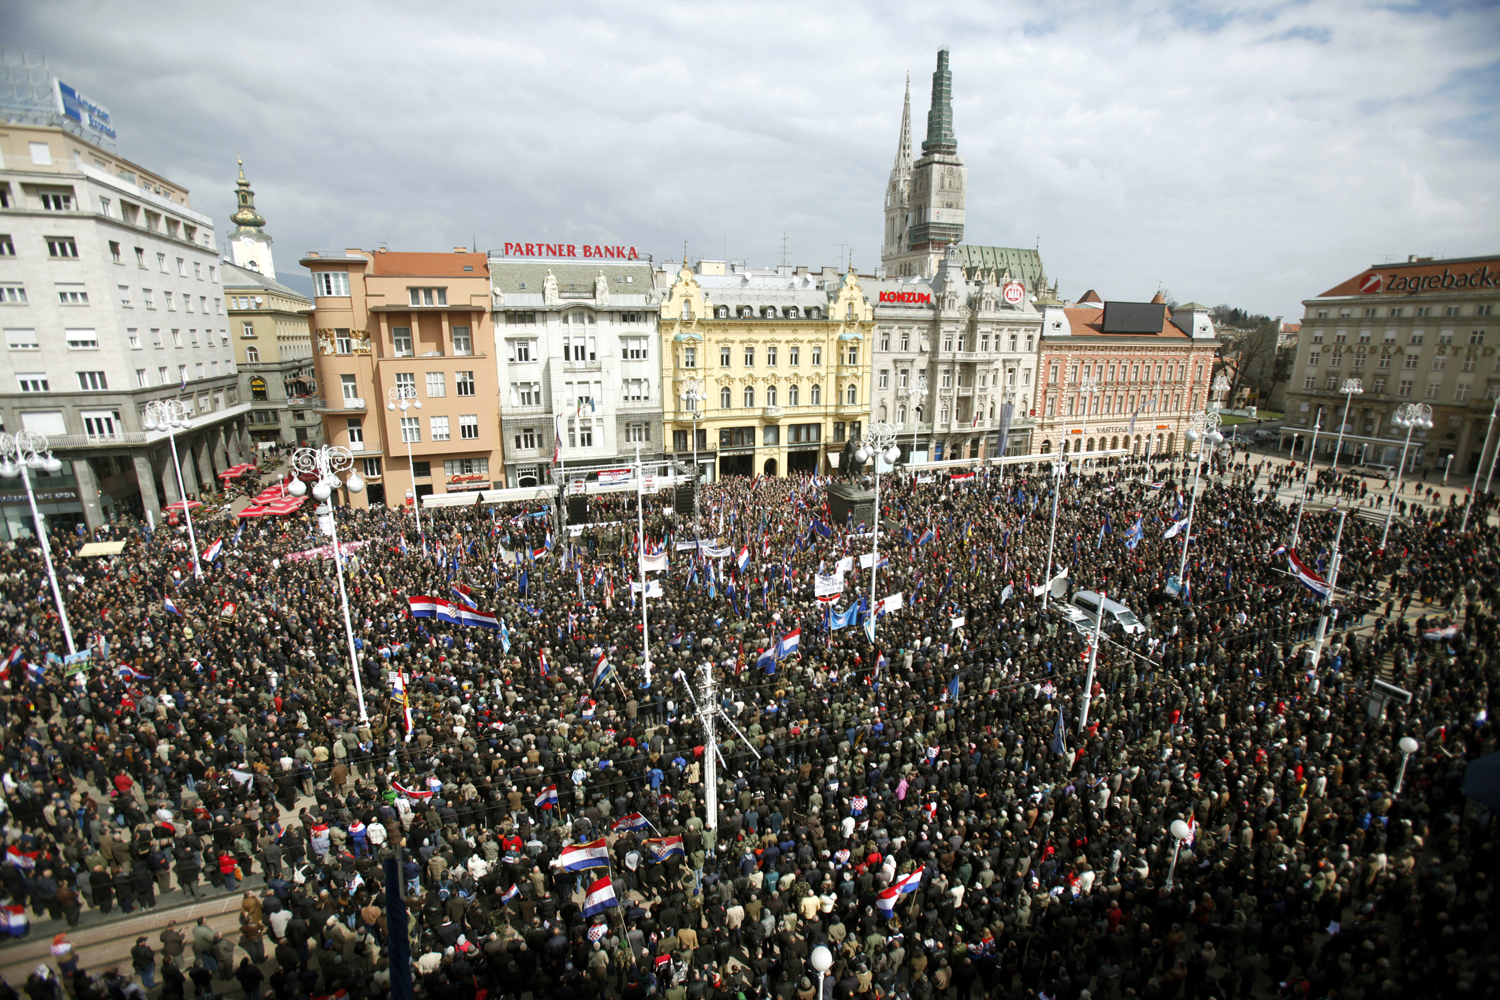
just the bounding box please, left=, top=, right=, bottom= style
left=1050, top=577, right=1069, bottom=599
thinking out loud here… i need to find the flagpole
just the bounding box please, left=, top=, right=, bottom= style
left=702, top=660, right=717, bottom=833
left=635, top=443, right=652, bottom=688
left=1078, top=589, right=1105, bottom=734
left=1307, top=508, right=1348, bottom=669
left=1179, top=382, right=1228, bottom=582
left=1290, top=414, right=1321, bottom=550
left=1042, top=456, right=1066, bottom=610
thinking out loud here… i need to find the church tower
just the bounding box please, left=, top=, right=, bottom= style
left=881, top=73, right=913, bottom=267
left=885, top=49, right=966, bottom=278
left=228, top=159, right=275, bottom=276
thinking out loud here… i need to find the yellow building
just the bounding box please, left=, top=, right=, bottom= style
left=656, top=260, right=874, bottom=478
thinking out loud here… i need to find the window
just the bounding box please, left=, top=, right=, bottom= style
left=169, top=328, right=182, bottom=348
left=766, top=385, right=778, bottom=406
left=812, top=346, right=822, bottom=365
left=682, top=347, right=697, bottom=368
left=411, top=461, right=430, bottom=477
left=507, top=311, right=537, bottom=325
left=508, top=339, right=532, bottom=363
left=1410, top=330, right=1424, bottom=345
left=157, top=366, right=168, bottom=383
left=156, top=253, right=167, bottom=272
left=766, top=346, right=778, bottom=367
left=392, top=372, right=416, bottom=398
left=1303, top=376, right=1315, bottom=390
left=362, top=458, right=382, bottom=478
left=0, top=235, right=15, bottom=257
left=789, top=345, right=800, bottom=366
left=719, top=427, right=757, bottom=448
left=392, top=327, right=412, bottom=356
left=1324, top=376, right=1338, bottom=390
left=510, top=382, right=541, bottom=406
left=65, top=328, right=97, bottom=349
left=1461, top=356, right=1477, bottom=372
left=1477, top=305, right=1493, bottom=316
left=1432, top=357, right=1446, bottom=371
left=46, top=236, right=79, bottom=258
left=54, top=284, right=88, bottom=305
left=314, top=272, right=351, bottom=297
left=425, top=372, right=446, bottom=397
left=941, top=370, right=953, bottom=389
left=408, top=287, right=447, bottom=306
left=1309, top=352, right=1320, bottom=366
left=455, top=370, right=475, bottom=397
left=347, top=419, right=365, bottom=449
left=788, top=423, right=820, bottom=443
left=622, top=378, right=649, bottom=401
left=77, top=370, right=107, bottom=390
left=878, top=369, right=889, bottom=389
left=245, top=345, right=260, bottom=362
left=1398, top=380, right=1413, bottom=397
left=1403, top=355, right=1418, bottom=369
left=880, top=334, right=890, bottom=351
left=720, top=387, right=731, bottom=408
left=624, top=337, right=648, bottom=360
left=82, top=411, right=120, bottom=440
left=1471, top=330, right=1486, bottom=345
left=134, top=368, right=148, bottom=387
left=1455, top=383, right=1471, bottom=401
left=336, top=374, right=359, bottom=401
left=16, top=373, right=48, bottom=392
left=1424, top=382, right=1442, bottom=399
left=430, top=416, right=451, bottom=441
left=401, top=416, right=421, bottom=443
left=744, top=346, right=755, bottom=366
left=194, top=362, right=204, bottom=380
left=625, top=422, right=649, bottom=443
left=516, top=427, right=539, bottom=449
left=1378, top=354, right=1390, bottom=368
left=165, top=291, right=175, bottom=311
left=443, top=458, right=488, bottom=477
left=720, top=346, right=731, bottom=367
left=459, top=414, right=479, bottom=440
left=1329, top=352, right=1341, bottom=367
left=1445, top=305, right=1460, bottom=316
left=743, top=385, right=755, bottom=408
left=844, top=384, right=857, bottom=405
left=846, top=346, right=859, bottom=365
left=175, top=257, right=186, bottom=276
left=28, top=142, right=52, bottom=165
left=810, top=383, right=822, bottom=405
left=1373, top=378, right=1386, bottom=393
left=40, top=192, right=72, bottom=211
left=1416, top=306, right=1430, bottom=317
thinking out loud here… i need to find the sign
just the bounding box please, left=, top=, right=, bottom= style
left=641, top=474, right=657, bottom=494
left=815, top=573, right=845, bottom=599
left=63, top=649, right=91, bottom=667
left=1352, top=263, right=1500, bottom=296
left=597, top=469, right=633, bottom=486
left=0, top=491, right=77, bottom=504
left=878, top=291, right=932, bottom=304
left=449, top=474, right=487, bottom=484
left=1002, top=281, right=1025, bottom=305
left=54, top=80, right=115, bottom=140
left=500, top=242, right=640, bottom=260
left=1358, top=273, right=1383, bottom=294
left=220, top=601, right=237, bottom=619
left=446, top=479, right=490, bottom=492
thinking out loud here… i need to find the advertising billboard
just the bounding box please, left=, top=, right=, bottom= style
left=53, top=79, right=115, bottom=140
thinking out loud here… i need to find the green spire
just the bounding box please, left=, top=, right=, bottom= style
left=922, top=48, right=956, bottom=155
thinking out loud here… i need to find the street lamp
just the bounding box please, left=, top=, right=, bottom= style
left=1380, top=402, right=1434, bottom=551
left=903, top=374, right=928, bottom=463
left=855, top=422, right=901, bottom=640
left=810, top=945, right=833, bottom=1000
left=0, top=432, right=76, bottom=655
left=1395, top=736, right=1419, bottom=795
left=386, top=386, right=426, bottom=547
left=287, top=445, right=369, bottom=723
left=1308, top=507, right=1349, bottom=669
left=142, top=399, right=202, bottom=578
left=1332, top=378, right=1363, bottom=470
left=1164, top=818, right=1192, bottom=890
left=1460, top=391, right=1500, bottom=533
left=1041, top=454, right=1068, bottom=610
left=681, top=377, right=703, bottom=522
left=1178, top=412, right=1224, bottom=581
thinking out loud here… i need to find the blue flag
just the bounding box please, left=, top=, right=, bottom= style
left=1124, top=517, right=1145, bottom=551
left=1051, top=709, right=1067, bottom=757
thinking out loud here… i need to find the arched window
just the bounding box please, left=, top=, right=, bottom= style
left=846, top=384, right=857, bottom=405
left=897, top=405, right=906, bottom=426
left=720, top=387, right=731, bottom=409
left=810, top=384, right=822, bottom=405
left=245, top=346, right=259, bottom=363
left=1040, top=439, right=1052, bottom=454
left=744, top=385, right=755, bottom=408
left=788, top=384, right=799, bottom=405
left=1110, top=436, right=1119, bottom=450
left=766, top=385, right=777, bottom=406
left=1086, top=437, right=1095, bottom=452
left=878, top=403, right=887, bottom=421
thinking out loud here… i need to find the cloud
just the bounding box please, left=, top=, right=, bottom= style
left=3, top=0, right=1496, bottom=320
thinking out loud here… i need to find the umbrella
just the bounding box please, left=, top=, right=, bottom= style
left=1462, top=751, right=1500, bottom=812
left=237, top=505, right=269, bottom=519
left=163, top=500, right=202, bottom=512
left=263, top=496, right=305, bottom=516
left=217, top=463, right=255, bottom=480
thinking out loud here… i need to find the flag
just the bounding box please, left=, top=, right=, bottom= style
left=535, top=785, right=560, bottom=810
left=1423, top=624, right=1461, bottom=641
left=1000, top=583, right=1014, bottom=605
left=1051, top=709, right=1067, bottom=757
left=1124, top=517, right=1145, bottom=550
left=644, top=835, right=686, bottom=862
left=1098, top=513, right=1112, bottom=545
left=456, top=607, right=500, bottom=631
left=612, top=813, right=650, bottom=833
left=592, top=653, right=614, bottom=689
left=757, top=647, right=776, bottom=675
left=950, top=471, right=975, bottom=483
left=560, top=838, right=610, bottom=871
left=200, top=537, right=223, bottom=563
left=4, top=846, right=38, bottom=870
left=875, top=867, right=924, bottom=915
left=1286, top=550, right=1331, bottom=599
left=581, top=875, right=619, bottom=916
left=917, top=528, right=935, bottom=546
left=776, top=628, right=801, bottom=659
left=538, top=651, right=549, bottom=677
left=450, top=584, right=479, bottom=609
left=946, top=674, right=960, bottom=702
left=0, top=904, right=26, bottom=937
left=592, top=566, right=606, bottom=588
left=1163, top=516, right=1191, bottom=540
left=391, top=781, right=433, bottom=801
left=118, top=666, right=152, bottom=682
left=736, top=545, right=750, bottom=572
left=500, top=884, right=520, bottom=905
left=163, top=597, right=181, bottom=616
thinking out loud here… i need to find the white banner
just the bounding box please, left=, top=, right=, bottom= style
left=950, top=616, right=966, bottom=630
left=597, top=468, right=633, bottom=486
left=641, top=551, right=668, bottom=572
left=859, top=552, right=890, bottom=570
left=700, top=544, right=733, bottom=559
left=880, top=593, right=904, bottom=613
left=630, top=580, right=663, bottom=598
left=834, top=556, right=854, bottom=575
left=815, top=573, right=845, bottom=598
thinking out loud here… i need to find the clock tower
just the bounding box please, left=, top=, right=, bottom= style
left=228, top=159, right=275, bottom=277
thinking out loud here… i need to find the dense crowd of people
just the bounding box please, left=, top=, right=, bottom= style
left=0, top=447, right=1497, bottom=1000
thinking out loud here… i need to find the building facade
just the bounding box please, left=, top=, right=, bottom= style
left=221, top=162, right=319, bottom=451
left=656, top=260, right=874, bottom=479
left=0, top=123, right=248, bottom=535
left=1035, top=292, right=1221, bottom=458
left=487, top=254, right=660, bottom=487
left=304, top=248, right=502, bottom=508
left=1282, top=254, right=1500, bottom=475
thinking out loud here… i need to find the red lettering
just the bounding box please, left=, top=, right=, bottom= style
left=615, top=246, right=626, bottom=258
left=524, top=244, right=535, bottom=255
left=593, top=246, right=604, bottom=259
left=628, top=247, right=638, bottom=259
left=603, top=246, right=616, bottom=259
left=567, top=245, right=577, bottom=257
left=503, top=243, right=513, bottom=255
left=582, top=246, right=592, bottom=257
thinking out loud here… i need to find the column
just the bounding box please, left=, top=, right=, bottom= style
left=193, top=435, right=214, bottom=497
left=159, top=449, right=182, bottom=505
left=227, top=423, right=243, bottom=465
left=133, top=452, right=162, bottom=522
left=71, top=457, right=105, bottom=532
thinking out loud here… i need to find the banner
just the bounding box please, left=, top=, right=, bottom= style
left=285, top=540, right=371, bottom=562
left=996, top=401, right=1015, bottom=460
left=814, top=573, right=845, bottom=599
left=879, top=593, right=904, bottom=614
left=597, top=469, right=633, bottom=486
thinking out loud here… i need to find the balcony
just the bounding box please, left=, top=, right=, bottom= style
left=316, top=397, right=367, bottom=414
left=763, top=406, right=782, bottom=420
left=285, top=396, right=324, bottom=408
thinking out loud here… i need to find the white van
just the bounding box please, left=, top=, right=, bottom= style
left=1070, top=591, right=1147, bottom=635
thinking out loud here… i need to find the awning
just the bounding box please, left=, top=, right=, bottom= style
left=237, top=505, right=270, bottom=519
left=251, top=486, right=287, bottom=504
left=217, top=463, right=256, bottom=480
left=163, top=500, right=202, bottom=512
left=261, top=496, right=305, bottom=516
left=78, top=540, right=128, bottom=556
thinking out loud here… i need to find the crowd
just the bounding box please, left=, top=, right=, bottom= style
left=0, top=447, right=1497, bottom=1000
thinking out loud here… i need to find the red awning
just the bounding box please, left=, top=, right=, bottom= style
left=262, top=496, right=305, bottom=516
left=236, top=505, right=270, bottom=519
left=217, top=463, right=256, bottom=480
left=251, top=486, right=287, bottom=504
left=163, top=500, right=202, bottom=512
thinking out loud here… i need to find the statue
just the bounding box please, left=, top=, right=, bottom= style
left=840, top=435, right=865, bottom=479
left=542, top=270, right=560, bottom=306
left=594, top=271, right=610, bottom=305
left=491, top=286, right=505, bottom=308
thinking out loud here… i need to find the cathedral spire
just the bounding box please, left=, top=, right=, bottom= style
left=892, top=71, right=912, bottom=177
left=229, top=158, right=275, bottom=277
left=922, top=48, right=957, bottom=155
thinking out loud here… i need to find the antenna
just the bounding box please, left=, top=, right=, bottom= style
left=833, top=244, right=848, bottom=270
left=472, top=234, right=477, bottom=253
left=779, top=233, right=790, bottom=268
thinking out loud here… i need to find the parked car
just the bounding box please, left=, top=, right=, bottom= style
left=1253, top=429, right=1279, bottom=442
left=1069, top=590, right=1147, bottom=635
left=1350, top=463, right=1396, bottom=480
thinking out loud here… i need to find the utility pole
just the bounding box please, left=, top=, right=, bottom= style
left=1309, top=507, right=1349, bottom=668
left=702, top=660, right=716, bottom=832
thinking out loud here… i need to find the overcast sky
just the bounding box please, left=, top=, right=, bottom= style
left=5, top=0, right=1496, bottom=319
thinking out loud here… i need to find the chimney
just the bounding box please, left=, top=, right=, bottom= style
left=454, top=246, right=466, bottom=254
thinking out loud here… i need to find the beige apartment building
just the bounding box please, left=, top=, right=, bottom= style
left=304, top=249, right=502, bottom=508
left=1282, top=254, right=1500, bottom=475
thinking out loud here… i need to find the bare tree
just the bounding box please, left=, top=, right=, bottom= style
left=1219, top=317, right=1280, bottom=404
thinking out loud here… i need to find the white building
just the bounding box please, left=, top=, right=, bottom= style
left=488, top=253, right=660, bottom=486
left=0, top=123, right=247, bottom=534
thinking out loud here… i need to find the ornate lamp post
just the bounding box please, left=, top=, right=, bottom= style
left=1041, top=454, right=1069, bottom=610
left=287, top=445, right=369, bottom=722
left=1332, top=378, right=1363, bottom=470
left=855, top=422, right=901, bottom=640
left=1395, top=736, right=1419, bottom=795
left=1164, top=818, right=1192, bottom=890
left=386, top=386, right=426, bottom=546
left=0, top=432, right=76, bottom=655
left=1380, top=402, right=1434, bottom=551
left=143, top=399, right=202, bottom=578
left=681, top=377, right=703, bottom=520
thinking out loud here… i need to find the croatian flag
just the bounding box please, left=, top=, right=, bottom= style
left=1163, top=517, right=1191, bottom=540
left=581, top=875, right=618, bottom=916
left=917, top=528, right=935, bottom=546
left=644, top=835, right=685, bottom=862
left=612, top=812, right=650, bottom=833
left=456, top=607, right=501, bottom=631
left=450, top=584, right=479, bottom=609
left=4, top=647, right=21, bottom=670
left=163, top=597, right=181, bottom=616
left=593, top=567, right=606, bottom=588
left=736, top=546, right=750, bottom=572
left=538, top=651, right=549, bottom=678
left=407, top=596, right=450, bottom=619
left=776, top=628, right=801, bottom=659
left=201, top=538, right=223, bottom=563
left=118, top=666, right=152, bottom=682
left=875, top=867, right=924, bottom=915
left=560, top=837, right=610, bottom=871
left=950, top=471, right=975, bottom=483
left=1286, top=550, right=1331, bottom=599
left=500, top=884, right=520, bottom=905
left=391, top=781, right=432, bottom=801
left=592, top=653, right=613, bottom=689
left=757, top=647, right=776, bottom=675
left=535, top=785, right=560, bottom=810
left=5, top=846, right=38, bottom=870
left=1, top=904, right=26, bottom=937
left=1423, top=624, right=1461, bottom=641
